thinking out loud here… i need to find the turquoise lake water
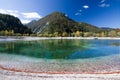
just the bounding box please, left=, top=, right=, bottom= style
left=0, top=39, right=119, bottom=59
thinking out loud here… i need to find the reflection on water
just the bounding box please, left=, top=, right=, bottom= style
left=0, top=39, right=119, bottom=59
left=109, top=43, right=120, bottom=46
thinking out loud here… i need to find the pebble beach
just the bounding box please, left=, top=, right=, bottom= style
left=0, top=53, right=120, bottom=80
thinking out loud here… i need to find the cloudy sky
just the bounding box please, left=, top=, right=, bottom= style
left=0, top=0, right=119, bottom=28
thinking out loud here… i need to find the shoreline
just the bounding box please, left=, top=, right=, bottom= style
left=1, top=66, right=120, bottom=80
left=1, top=63, right=120, bottom=80
left=0, top=53, right=120, bottom=80
left=1, top=64, right=120, bottom=74
left=24, top=37, right=120, bottom=40
left=0, top=36, right=120, bottom=41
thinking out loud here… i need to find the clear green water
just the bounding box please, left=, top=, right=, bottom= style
left=0, top=39, right=119, bottom=59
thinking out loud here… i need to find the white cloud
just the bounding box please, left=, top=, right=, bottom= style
left=22, top=12, right=42, bottom=19
left=83, top=5, right=89, bottom=9
left=0, top=9, right=42, bottom=24
left=75, top=12, right=81, bottom=16
left=79, top=10, right=82, bottom=12
left=99, top=0, right=110, bottom=8
left=0, top=9, right=7, bottom=13
left=21, top=20, right=31, bottom=24
left=65, top=14, right=68, bottom=17
left=75, top=10, right=82, bottom=16
left=0, top=9, right=19, bottom=17
left=100, top=0, right=106, bottom=3
left=6, top=10, right=18, bottom=13
left=99, top=3, right=110, bottom=7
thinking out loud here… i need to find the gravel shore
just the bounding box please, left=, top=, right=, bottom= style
left=1, top=69, right=120, bottom=80
left=0, top=53, right=120, bottom=80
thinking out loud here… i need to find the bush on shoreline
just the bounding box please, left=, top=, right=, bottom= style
left=0, top=30, right=120, bottom=37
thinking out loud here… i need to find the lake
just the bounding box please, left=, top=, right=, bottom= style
left=0, top=39, right=119, bottom=59
left=0, top=39, right=120, bottom=73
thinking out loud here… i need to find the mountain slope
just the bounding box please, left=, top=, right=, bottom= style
left=78, top=22, right=104, bottom=32
left=29, top=12, right=78, bottom=34
left=26, top=20, right=37, bottom=28
left=0, top=13, right=32, bottom=34
left=27, top=12, right=104, bottom=34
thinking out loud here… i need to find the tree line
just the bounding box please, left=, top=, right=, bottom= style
left=1, top=29, right=119, bottom=37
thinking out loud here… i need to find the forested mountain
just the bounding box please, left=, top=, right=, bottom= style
left=78, top=22, right=105, bottom=32
left=28, top=12, right=78, bottom=34
left=0, top=12, right=118, bottom=37
left=0, top=13, right=32, bottom=34
left=27, top=12, right=105, bottom=34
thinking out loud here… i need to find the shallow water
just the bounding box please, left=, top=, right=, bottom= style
left=0, top=39, right=119, bottom=59
left=0, top=39, right=120, bottom=73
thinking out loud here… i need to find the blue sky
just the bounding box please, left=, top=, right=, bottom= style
left=0, top=0, right=119, bottom=28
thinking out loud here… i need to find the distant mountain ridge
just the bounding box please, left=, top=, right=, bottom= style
left=26, top=20, right=37, bottom=28
left=27, top=12, right=106, bottom=34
